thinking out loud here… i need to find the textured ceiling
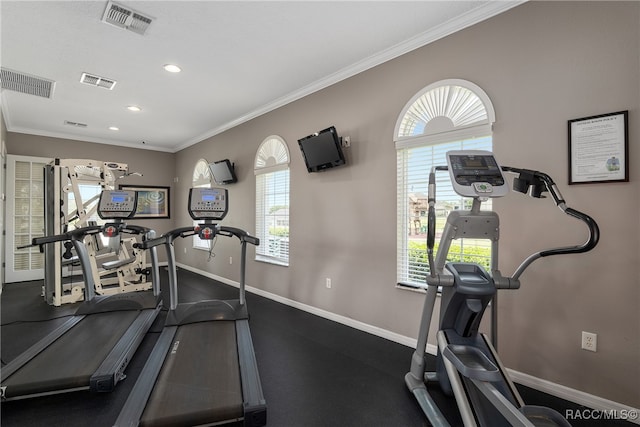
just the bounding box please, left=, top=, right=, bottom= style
left=0, top=1, right=522, bottom=152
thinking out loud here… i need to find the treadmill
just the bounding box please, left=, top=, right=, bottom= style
left=115, top=187, right=266, bottom=427
left=1, top=190, right=162, bottom=400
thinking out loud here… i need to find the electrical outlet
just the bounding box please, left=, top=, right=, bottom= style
left=581, top=331, right=597, bottom=352
left=325, top=278, right=332, bottom=289
left=229, top=256, right=233, bottom=265
left=184, top=247, right=187, bottom=254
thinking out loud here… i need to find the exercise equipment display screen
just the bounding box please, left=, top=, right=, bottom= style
left=447, top=150, right=509, bottom=198
left=98, top=190, right=138, bottom=219
left=188, top=187, right=228, bottom=220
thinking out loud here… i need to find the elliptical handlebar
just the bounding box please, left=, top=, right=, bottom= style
left=502, top=166, right=600, bottom=280
left=553, top=207, right=599, bottom=255
left=426, top=167, right=449, bottom=280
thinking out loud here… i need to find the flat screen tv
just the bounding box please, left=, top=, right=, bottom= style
left=208, top=159, right=237, bottom=184
left=297, top=126, right=346, bottom=173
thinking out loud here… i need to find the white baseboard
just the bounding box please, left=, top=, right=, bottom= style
left=507, top=370, right=640, bottom=424
left=176, top=263, right=639, bottom=424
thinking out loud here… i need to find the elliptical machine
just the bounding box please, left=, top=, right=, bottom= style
left=405, top=150, right=599, bottom=426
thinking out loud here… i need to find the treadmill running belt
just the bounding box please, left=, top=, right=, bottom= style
left=140, top=321, right=243, bottom=427
left=3, top=310, right=140, bottom=398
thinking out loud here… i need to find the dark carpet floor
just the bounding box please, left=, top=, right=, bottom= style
left=1, top=268, right=633, bottom=426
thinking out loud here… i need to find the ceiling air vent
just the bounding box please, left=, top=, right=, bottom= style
left=64, top=120, right=88, bottom=128
left=0, top=68, right=55, bottom=98
left=101, top=1, right=153, bottom=35
left=80, top=72, right=117, bottom=90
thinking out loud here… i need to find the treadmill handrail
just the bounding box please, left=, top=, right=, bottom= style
left=25, top=225, right=103, bottom=301
left=135, top=225, right=260, bottom=249
left=120, top=224, right=153, bottom=236
left=218, top=226, right=260, bottom=246
left=133, top=226, right=198, bottom=250
left=28, top=225, right=102, bottom=249
left=137, top=224, right=259, bottom=310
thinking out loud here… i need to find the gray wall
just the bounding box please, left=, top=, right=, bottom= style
left=5, top=1, right=638, bottom=408
left=173, top=2, right=639, bottom=407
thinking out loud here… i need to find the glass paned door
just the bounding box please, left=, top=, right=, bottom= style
left=5, top=155, right=51, bottom=282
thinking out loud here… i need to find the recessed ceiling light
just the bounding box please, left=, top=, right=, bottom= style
left=109, top=126, right=119, bottom=131
left=163, top=64, right=181, bottom=73
left=127, top=105, right=142, bottom=112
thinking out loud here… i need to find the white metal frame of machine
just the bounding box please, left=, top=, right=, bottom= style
left=43, top=158, right=151, bottom=306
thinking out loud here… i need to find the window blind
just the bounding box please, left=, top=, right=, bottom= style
left=397, top=136, right=492, bottom=287
left=255, top=168, right=290, bottom=265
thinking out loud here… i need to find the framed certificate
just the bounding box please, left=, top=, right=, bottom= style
left=568, top=111, right=628, bottom=184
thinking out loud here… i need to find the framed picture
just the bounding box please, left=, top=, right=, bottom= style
left=568, top=111, right=629, bottom=184
left=118, top=185, right=170, bottom=218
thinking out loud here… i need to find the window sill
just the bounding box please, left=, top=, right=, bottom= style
left=395, top=282, right=427, bottom=293
left=255, top=255, right=289, bottom=267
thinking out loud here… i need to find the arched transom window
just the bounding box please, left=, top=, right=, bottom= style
left=192, top=158, right=212, bottom=188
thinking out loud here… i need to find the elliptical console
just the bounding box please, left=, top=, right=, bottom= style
left=446, top=150, right=509, bottom=198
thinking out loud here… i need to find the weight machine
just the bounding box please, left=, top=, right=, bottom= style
left=43, top=158, right=150, bottom=306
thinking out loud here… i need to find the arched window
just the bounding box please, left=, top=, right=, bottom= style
left=395, top=79, right=495, bottom=287
left=255, top=136, right=290, bottom=266
left=192, top=158, right=211, bottom=250
left=192, top=158, right=211, bottom=188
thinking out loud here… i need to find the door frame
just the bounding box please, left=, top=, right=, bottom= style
left=5, top=154, right=52, bottom=283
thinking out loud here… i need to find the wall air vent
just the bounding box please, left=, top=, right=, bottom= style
left=64, top=120, right=88, bottom=128
left=101, top=1, right=153, bottom=35
left=80, top=72, right=117, bottom=90
left=0, top=68, right=55, bottom=98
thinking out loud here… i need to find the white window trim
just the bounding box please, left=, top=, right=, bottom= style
left=255, top=135, right=290, bottom=266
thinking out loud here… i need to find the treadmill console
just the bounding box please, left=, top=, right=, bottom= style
left=98, top=190, right=138, bottom=219
left=446, top=150, right=509, bottom=198
left=188, top=187, right=228, bottom=220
